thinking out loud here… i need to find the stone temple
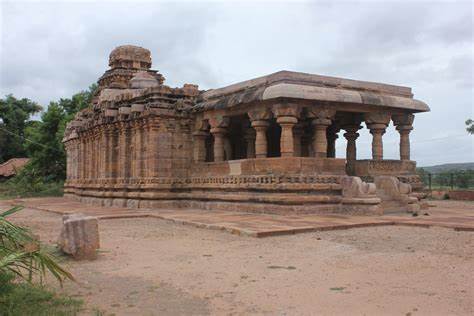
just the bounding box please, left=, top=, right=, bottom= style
left=63, top=45, right=430, bottom=215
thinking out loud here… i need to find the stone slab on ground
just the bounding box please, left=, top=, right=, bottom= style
left=5, top=198, right=474, bottom=237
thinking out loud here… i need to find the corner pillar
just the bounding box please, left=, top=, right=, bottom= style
left=393, top=114, right=414, bottom=161
left=365, top=113, right=391, bottom=160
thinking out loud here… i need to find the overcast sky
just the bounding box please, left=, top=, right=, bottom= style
left=1, top=0, right=473, bottom=166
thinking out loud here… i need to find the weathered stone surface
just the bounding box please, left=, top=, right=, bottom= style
left=374, top=176, right=419, bottom=213
left=341, top=176, right=376, bottom=198
left=58, top=214, right=99, bottom=260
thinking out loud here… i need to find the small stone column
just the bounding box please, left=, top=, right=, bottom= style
left=393, top=114, right=414, bottom=161
left=272, top=103, right=300, bottom=157
left=244, top=129, right=256, bottom=158
left=398, top=127, right=412, bottom=160
left=251, top=120, right=269, bottom=158
left=248, top=109, right=272, bottom=159
left=208, top=116, right=229, bottom=162
left=193, top=131, right=208, bottom=162
left=309, top=108, right=336, bottom=158
left=312, top=119, right=332, bottom=158
left=369, top=125, right=385, bottom=160
left=210, top=127, right=226, bottom=162
left=365, top=113, right=391, bottom=160
left=343, top=125, right=361, bottom=162
left=276, top=116, right=297, bottom=157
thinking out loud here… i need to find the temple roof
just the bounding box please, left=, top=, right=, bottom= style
left=193, top=70, right=429, bottom=113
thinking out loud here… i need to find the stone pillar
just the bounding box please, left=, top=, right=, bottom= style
left=208, top=116, right=229, bottom=162
left=343, top=125, right=361, bottom=162
left=210, top=127, right=226, bottom=162
left=251, top=120, right=269, bottom=158
left=309, top=109, right=336, bottom=158
left=248, top=109, right=271, bottom=159
left=244, top=129, right=256, bottom=158
left=103, top=126, right=111, bottom=179
left=193, top=131, right=208, bottom=162
left=130, top=122, right=140, bottom=179
left=276, top=116, right=297, bottom=157
left=393, top=114, right=414, bottom=161
left=365, top=113, right=391, bottom=160
left=138, top=122, right=145, bottom=178
left=85, top=134, right=90, bottom=179
left=117, top=123, right=127, bottom=179
left=95, top=131, right=100, bottom=180
left=273, top=103, right=300, bottom=157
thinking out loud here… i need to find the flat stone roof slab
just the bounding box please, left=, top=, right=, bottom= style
left=194, top=70, right=429, bottom=113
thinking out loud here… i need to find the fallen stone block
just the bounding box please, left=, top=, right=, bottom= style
left=58, top=213, right=99, bottom=260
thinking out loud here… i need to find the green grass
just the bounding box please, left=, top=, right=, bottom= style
left=0, top=180, right=63, bottom=200
left=0, top=273, right=82, bottom=316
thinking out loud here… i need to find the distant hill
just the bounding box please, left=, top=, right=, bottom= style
left=420, top=162, right=474, bottom=173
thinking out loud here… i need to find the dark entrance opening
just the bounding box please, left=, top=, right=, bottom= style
left=266, top=118, right=281, bottom=157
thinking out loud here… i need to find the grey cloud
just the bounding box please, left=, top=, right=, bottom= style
left=1, top=1, right=472, bottom=165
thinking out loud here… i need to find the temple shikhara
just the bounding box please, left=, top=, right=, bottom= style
left=63, top=45, right=430, bottom=215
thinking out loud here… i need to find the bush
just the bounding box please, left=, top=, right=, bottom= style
left=0, top=165, right=63, bottom=199
left=0, top=207, right=79, bottom=315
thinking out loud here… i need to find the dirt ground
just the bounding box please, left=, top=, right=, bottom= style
left=5, top=203, right=474, bottom=316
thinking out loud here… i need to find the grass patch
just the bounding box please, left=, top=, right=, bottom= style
left=0, top=180, right=63, bottom=200
left=0, top=273, right=82, bottom=316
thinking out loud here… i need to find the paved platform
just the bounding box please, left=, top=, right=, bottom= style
left=3, top=198, right=474, bottom=237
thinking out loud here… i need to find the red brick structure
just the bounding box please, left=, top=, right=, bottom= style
left=63, top=45, right=429, bottom=215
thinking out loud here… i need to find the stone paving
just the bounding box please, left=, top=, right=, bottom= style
left=3, top=198, right=474, bottom=237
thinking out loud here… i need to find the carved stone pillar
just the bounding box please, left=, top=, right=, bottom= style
left=276, top=116, right=297, bottom=157
left=248, top=109, right=271, bottom=159
left=138, top=121, right=146, bottom=178
left=393, top=114, right=414, bottom=161
left=193, top=131, right=208, bottom=162
left=208, top=116, right=229, bottom=162
left=244, top=129, right=256, bottom=158
left=343, top=125, right=361, bottom=162
left=210, top=127, right=226, bottom=162
left=273, top=104, right=300, bottom=157
left=365, top=113, right=391, bottom=160
left=309, top=108, right=336, bottom=158
left=130, top=122, right=140, bottom=179
left=251, top=120, right=269, bottom=158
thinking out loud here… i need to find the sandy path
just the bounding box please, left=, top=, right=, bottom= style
left=4, top=203, right=473, bottom=316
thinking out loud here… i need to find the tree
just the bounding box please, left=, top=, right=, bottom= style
left=24, top=103, right=67, bottom=181
left=0, top=95, right=41, bottom=163
left=59, top=83, right=97, bottom=118
left=466, top=119, right=474, bottom=134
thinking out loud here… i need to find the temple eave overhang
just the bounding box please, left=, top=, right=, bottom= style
left=192, top=71, right=430, bottom=113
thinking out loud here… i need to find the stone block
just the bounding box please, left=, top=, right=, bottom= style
left=58, top=214, right=99, bottom=260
